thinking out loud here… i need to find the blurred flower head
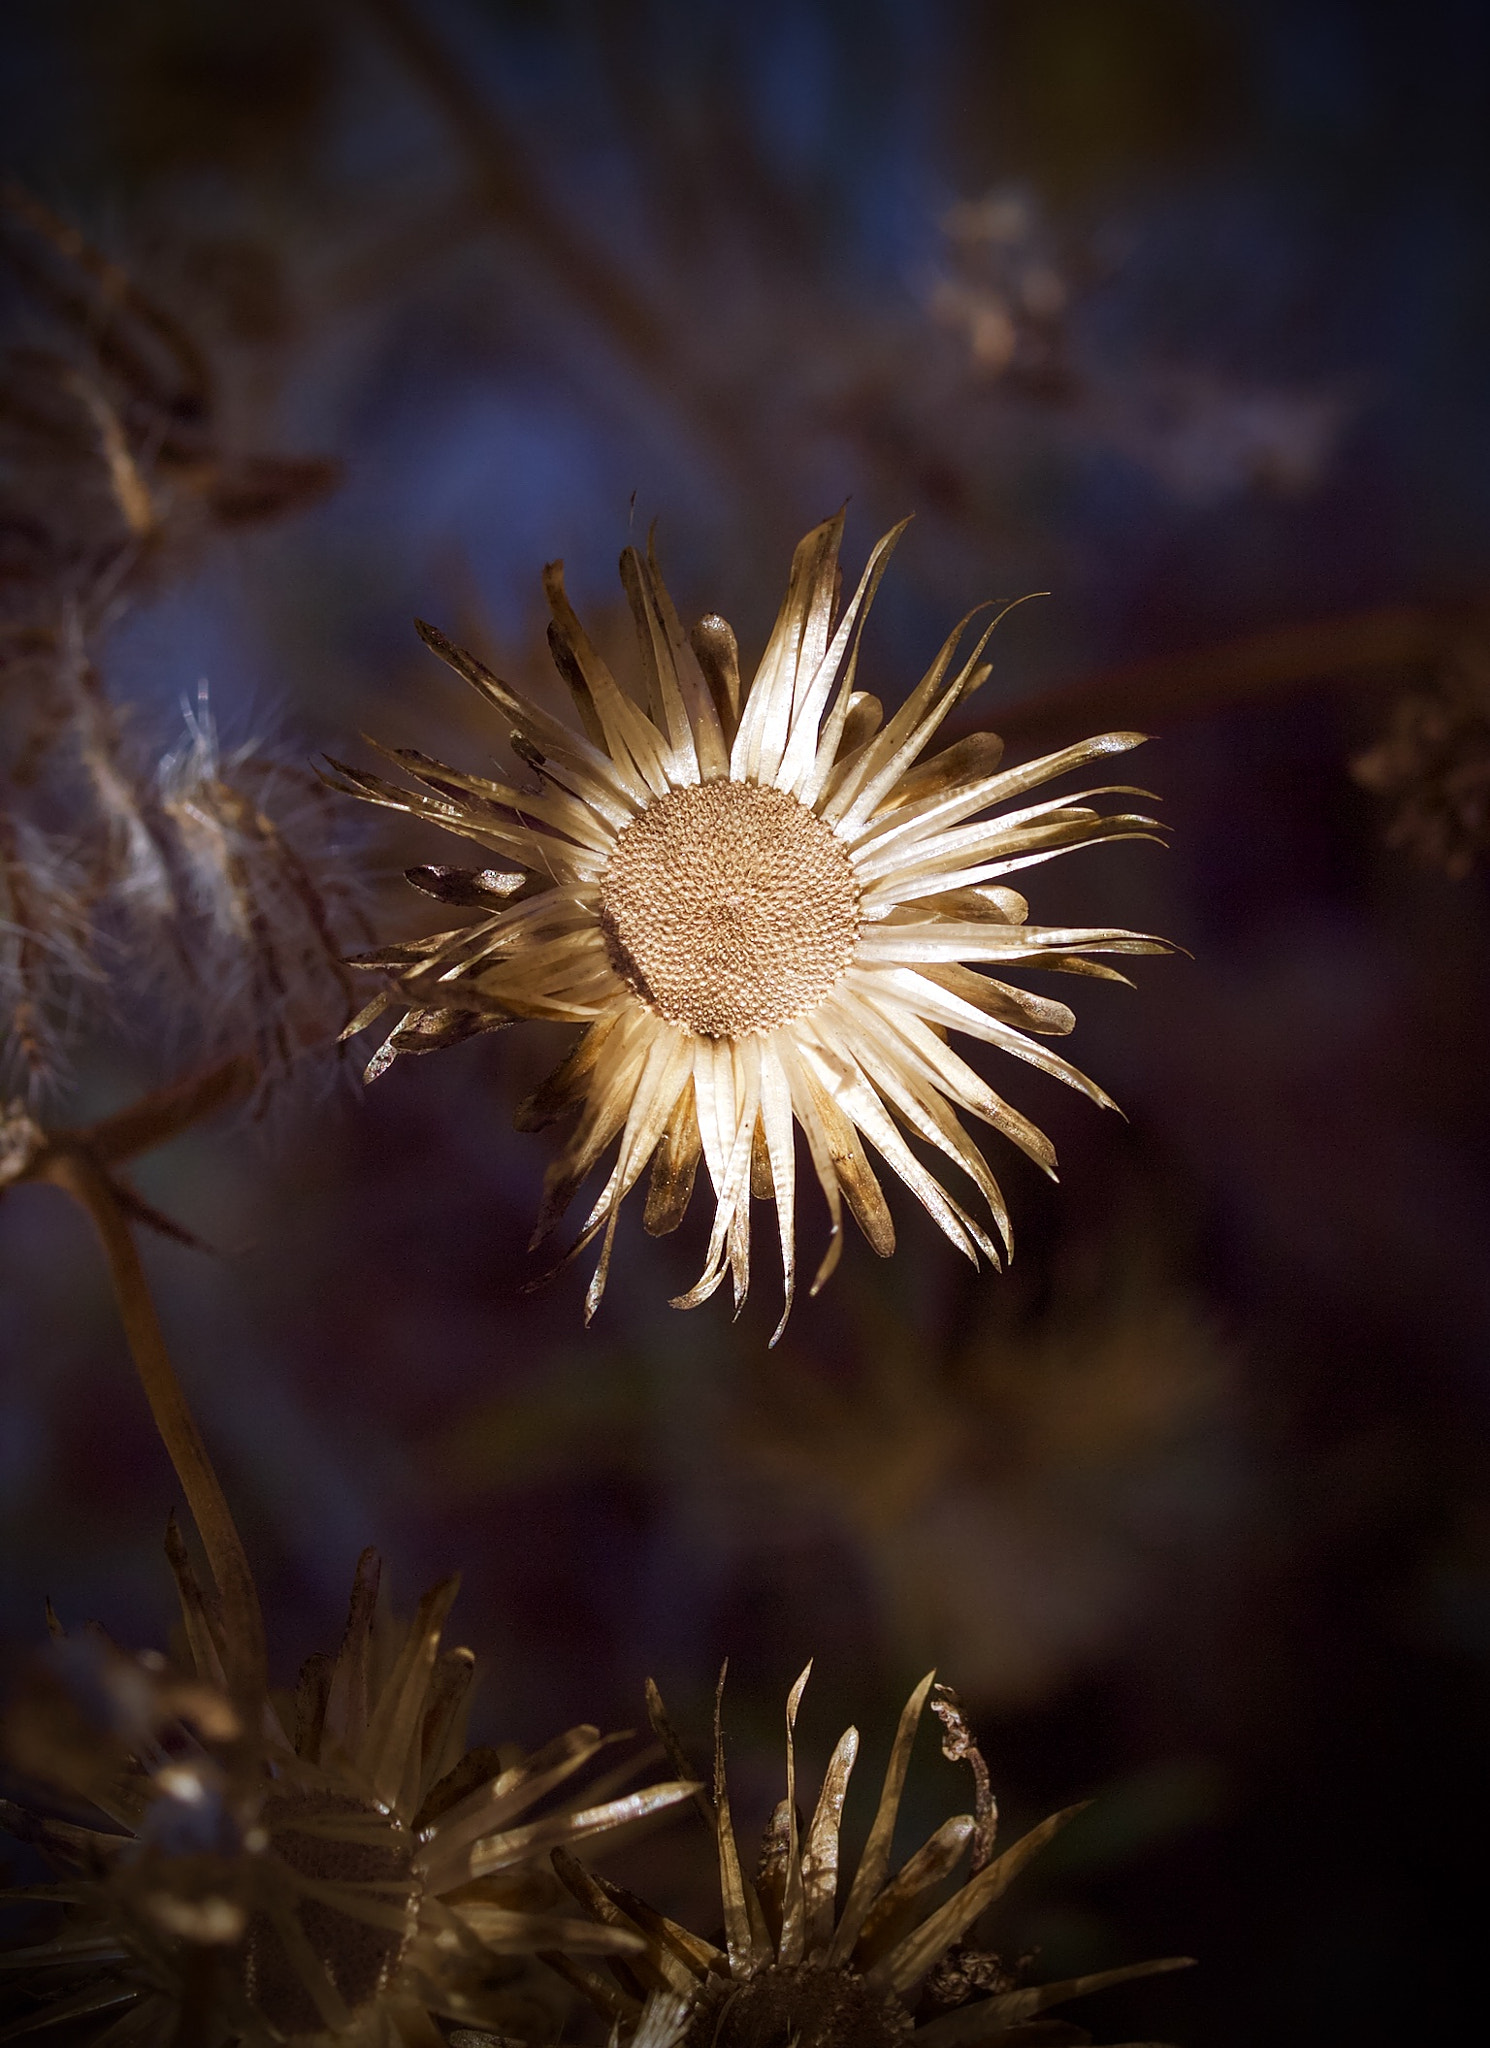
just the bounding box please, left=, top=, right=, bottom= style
left=746, top=1230, right=1238, bottom=1705
left=553, top=1665, right=1189, bottom=2047
left=931, top=186, right=1076, bottom=393
left=1, top=1539, right=697, bottom=2044
left=1351, top=639, right=1490, bottom=878
left=332, top=514, right=1169, bottom=1338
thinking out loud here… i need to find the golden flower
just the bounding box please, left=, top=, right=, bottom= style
left=1, top=1535, right=697, bottom=2045
left=331, top=514, right=1168, bottom=1337
left=549, top=1667, right=1192, bottom=2047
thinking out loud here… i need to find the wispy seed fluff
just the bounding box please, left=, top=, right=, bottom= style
left=331, top=514, right=1171, bottom=1339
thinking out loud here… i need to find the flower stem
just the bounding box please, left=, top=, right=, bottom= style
left=43, top=1144, right=267, bottom=1701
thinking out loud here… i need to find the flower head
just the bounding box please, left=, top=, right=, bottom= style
left=331, top=514, right=1169, bottom=1337
left=552, top=1667, right=1192, bottom=2047
left=2, top=1536, right=696, bottom=2045
left=1351, top=637, right=1490, bottom=877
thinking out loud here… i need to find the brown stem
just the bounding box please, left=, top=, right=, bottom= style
left=80, top=1055, right=257, bottom=1170
left=41, top=1146, right=267, bottom=1702
left=970, top=602, right=1464, bottom=752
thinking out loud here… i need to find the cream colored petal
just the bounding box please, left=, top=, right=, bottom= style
left=261, top=1893, right=355, bottom=2032
left=851, top=1813, right=975, bottom=1969
left=645, top=1077, right=702, bottom=1236
left=869, top=1805, right=1088, bottom=1998
left=853, top=733, right=1149, bottom=857
left=828, top=1671, right=937, bottom=1965
left=828, top=1006, right=1012, bottom=1261
left=854, top=786, right=1157, bottom=880
left=916, top=1957, right=1196, bottom=2043
left=366, top=739, right=619, bottom=856
left=758, top=1039, right=799, bottom=1344
left=671, top=1043, right=759, bottom=1312
left=357, top=1574, right=461, bottom=1814
left=727, top=1189, right=752, bottom=1314
left=835, top=986, right=1057, bottom=1175
left=712, top=1666, right=772, bottom=1978
left=689, top=612, right=743, bottom=742
left=542, top=563, right=675, bottom=798
left=732, top=512, right=845, bottom=784
left=163, top=1511, right=231, bottom=1695
left=774, top=1036, right=847, bottom=1293
left=856, top=731, right=1005, bottom=825
left=810, top=1041, right=987, bottom=1265
left=908, top=884, right=1029, bottom=924
left=800, top=1723, right=859, bottom=1960
left=451, top=1900, right=644, bottom=1959
left=530, top=1027, right=651, bottom=1247
left=515, top=1013, right=622, bottom=1132
left=418, top=1725, right=615, bottom=1889
left=776, top=519, right=909, bottom=797
left=917, top=962, right=1076, bottom=1037
left=467, top=1781, right=700, bottom=1878
left=645, top=532, right=731, bottom=779
left=853, top=921, right=1171, bottom=966
left=583, top=1029, right=695, bottom=1321
left=621, top=544, right=701, bottom=783
left=861, top=966, right=1117, bottom=1109
left=777, top=1662, right=813, bottom=1967
left=324, top=1547, right=382, bottom=1756
left=590, top=1873, right=724, bottom=1979
left=790, top=1037, right=897, bottom=1261
left=415, top=617, right=636, bottom=805
left=824, top=604, right=1006, bottom=832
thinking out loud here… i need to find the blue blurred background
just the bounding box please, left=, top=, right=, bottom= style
left=5, top=2, right=1490, bottom=2040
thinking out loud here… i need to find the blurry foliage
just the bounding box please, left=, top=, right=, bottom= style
left=0, top=186, right=356, bottom=1103
left=77, top=0, right=336, bottom=184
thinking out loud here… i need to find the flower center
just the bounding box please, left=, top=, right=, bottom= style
left=599, top=781, right=860, bottom=1037
left=241, top=1791, right=418, bottom=2040
left=683, top=1963, right=914, bottom=2048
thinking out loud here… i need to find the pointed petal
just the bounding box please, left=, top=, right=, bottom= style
left=801, top=1724, right=859, bottom=1959
left=829, top=1671, right=936, bottom=1963
left=871, top=1805, right=1089, bottom=1997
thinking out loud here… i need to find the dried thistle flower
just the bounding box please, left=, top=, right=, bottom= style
left=146, top=691, right=368, bottom=1091
left=0, top=188, right=352, bottom=1103
left=1351, top=640, right=1490, bottom=877
left=330, top=513, right=1170, bottom=1338
left=551, top=1665, right=1192, bottom=2047
left=1, top=1540, right=698, bottom=2046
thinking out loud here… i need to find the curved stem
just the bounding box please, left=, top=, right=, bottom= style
left=43, top=1147, right=267, bottom=1701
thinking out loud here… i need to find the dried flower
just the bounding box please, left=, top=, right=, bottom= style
left=146, top=690, right=368, bottom=1090
left=551, top=1666, right=1192, bottom=2046
left=331, top=514, right=1169, bottom=1338
left=1351, top=640, right=1490, bottom=877
left=1, top=1540, right=697, bottom=2045
left=0, top=190, right=352, bottom=1104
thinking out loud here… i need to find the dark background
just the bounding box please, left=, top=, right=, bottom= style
left=4, top=3, right=1490, bottom=2041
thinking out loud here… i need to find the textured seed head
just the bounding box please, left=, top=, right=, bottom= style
left=682, top=1963, right=914, bottom=2048
left=240, top=1792, right=417, bottom=2040
left=599, top=781, right=860, bottom=1037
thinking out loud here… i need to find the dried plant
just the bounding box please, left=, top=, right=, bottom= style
left=552, top=1665, right=1190, bottom=2046
left=1351, top=639, right=1490, bottom=877
left=0, top=186, right=354, bottom=1104
left=330, top=513, right=1171, bottom=1338
left=1, top=1545, right=697, bottom=2045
